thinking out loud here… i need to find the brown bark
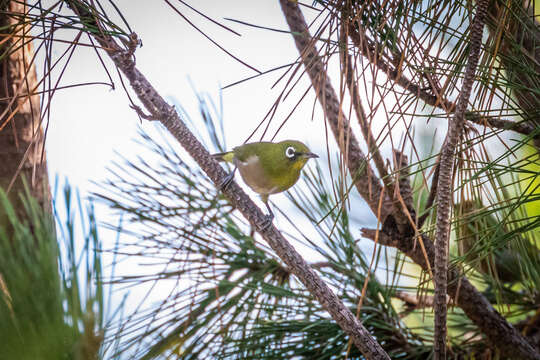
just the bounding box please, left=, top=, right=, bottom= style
left=0, top=1, right=49, bottom=229
left=434, top=2, right=489, bottom=358
left=278, top=0, right=394, bottom=225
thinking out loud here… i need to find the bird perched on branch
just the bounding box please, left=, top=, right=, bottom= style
left=213, top=140, right=318, bottom=224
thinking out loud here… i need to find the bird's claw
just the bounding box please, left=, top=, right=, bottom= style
left=259, top=213, right=274, bottom=232
left=218, top=170, right=236, bottom=191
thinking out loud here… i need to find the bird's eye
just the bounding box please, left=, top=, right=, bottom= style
left=285, top=146, right=296, bottom=159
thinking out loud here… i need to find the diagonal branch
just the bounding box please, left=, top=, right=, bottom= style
left=346, top=21, right=537, bottom=139
left=339, top=30, right=400, bottom=212
left=278, top=0, right=395, bottom=224
left=64, top=1, right=390, bottom=359
left=280, top=1, right=540, bottom=359
left=433, top=1, right=489, bottom=358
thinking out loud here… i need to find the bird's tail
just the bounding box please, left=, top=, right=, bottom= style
left=211, top=151, right=234, bottom=163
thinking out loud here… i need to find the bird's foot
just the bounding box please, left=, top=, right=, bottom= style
left=259, top=213, right=274, bottom=232
left=218, top=168, right=237, bottom=191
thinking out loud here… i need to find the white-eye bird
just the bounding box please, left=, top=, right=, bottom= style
left=212, top=140, right=318, bottom=221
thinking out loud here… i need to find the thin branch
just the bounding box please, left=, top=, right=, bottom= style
left=417, top=159, right=440, bottom=228
left=346, top=22, right=537, bottom=139
left=393, top=291, right=449, bottom=309
left=393, top=150, right=414, bottom=212
left=64, top=1, right=390, bottom=359
left=339, top=29, right=390, bottom=192
left=339, top=27, right=419, bottom=242
left=338, top=27, right=414, bottom=228
left=434, top=2, right=488, bottom=358
left=278, top=0, right=393, bottom=224
left=393, top=291, right=451, bottom=320
left=466, top=112, right=538, bottom=137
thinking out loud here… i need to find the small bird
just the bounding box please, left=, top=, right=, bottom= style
left=212, top=140, right=318, bottom=223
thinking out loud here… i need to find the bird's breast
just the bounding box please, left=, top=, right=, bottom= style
left=235, top=155, right=281, bottom=195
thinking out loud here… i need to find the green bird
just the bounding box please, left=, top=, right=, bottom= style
left=212, top=140, right=318, bottom=222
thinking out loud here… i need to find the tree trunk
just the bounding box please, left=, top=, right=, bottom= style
left=0, top=1, right=50, bottom=230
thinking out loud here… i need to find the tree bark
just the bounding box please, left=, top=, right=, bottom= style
left=0, top=1, right=50, bottom=229
left=433, top=2, right=488, bottom=358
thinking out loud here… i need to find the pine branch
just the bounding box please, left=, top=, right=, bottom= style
left=339, top=13, right=419, bottom=236
left=361, top=229, right=540, bottom=359
left=278, top=0, right=394, bottom=224
left=393, top=291, right=447, bottom=310
left=339, top=30, right=390, bottom=195
left=345, top=17, right=537, bottom=139
left=64, top=1, right=390, bottom=359
left=434, top=1, right=488, bottom=358
left=339, top=30, right=411, bottom=226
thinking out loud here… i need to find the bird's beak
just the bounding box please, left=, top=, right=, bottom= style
left=304, top=152, right=319, bottom=159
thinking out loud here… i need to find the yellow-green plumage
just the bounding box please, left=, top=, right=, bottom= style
left=213, top=140, right=317, bottom=216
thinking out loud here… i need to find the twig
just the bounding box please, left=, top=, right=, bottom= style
left=129, top=104, right=161, bottom=121
left=417, top=159, right=440, bottom=228
left=433, top=2, right=489, bottom=357
left=279, top=0, right=394, bottom=224
left=339, top=28, right=390, bottom=198
left=395, top=291, right=434, bottom=308
left=393, top=150, right=414, bottom=212
left=394, top=291, right=451, bottom=320
left=346, top=23, right=537, bottom=139
left=339, top=30, right=415, bottom=231
left=64, top=1, right=390, bottom=359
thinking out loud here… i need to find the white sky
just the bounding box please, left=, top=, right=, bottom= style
left=44, top=1, right=387, bottom=249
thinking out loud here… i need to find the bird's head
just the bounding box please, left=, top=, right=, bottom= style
left=278, top=140, right=318, bottom=172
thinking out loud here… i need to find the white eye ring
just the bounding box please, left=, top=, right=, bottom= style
left=285, top=146, right=296, bottom=159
